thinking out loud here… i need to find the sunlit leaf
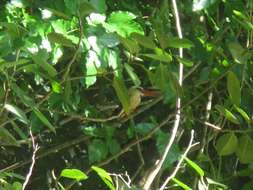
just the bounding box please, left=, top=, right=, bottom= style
left=176, top=57, right=194, bottom=67
left=184, top=157, right=204, bottom=177
left=60, top=169, right=88, bottom=181
left=215, top=105, right=240, bottom=124
left=235, top=106, right=250, bottom=124
left=104, top=11, right=144, bottom=37
left=192, top=0, right=218, bottom=11
left=4, top=104, right=28, bottom=124
left=172, top=178, right=192, bottom=190
left=166, top=37, right=194, bottom=49
left=92, top=166, right=115, bottom=190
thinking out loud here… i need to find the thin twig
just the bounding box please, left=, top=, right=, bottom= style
left=22, top=128, right=39, bottom=190
left=159, top=130, right=196, bottom=190
left=142, top=0, right=184, bottom=189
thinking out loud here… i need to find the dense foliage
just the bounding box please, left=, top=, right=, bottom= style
left=0, top=0, right=252, bottom=189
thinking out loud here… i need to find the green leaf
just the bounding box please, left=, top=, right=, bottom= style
left=233, top=10, right=253, bottom=30
left=216, top=132, right=238, bottom=156
left=32, top=108, right=56, bottom=133
left=85, top=50, right=99, bottom=87
left=124, top=64, right=141, bottom=86
left=130, top=33, right=156, bottom=49
left=0, top=59, right=29, bottom=71
left=142, top=48, right=172, bottom=63
left=184, top=157, right=204, bottom=177
left=11, top=83, right=35, bottom=107
left=60, top=169, right=88, bottom=181
left=92, top=166, right=115, bottom=190
left=104, top=11, right=144, bottom=37
left=215, top=105, right=240, bottom=124
left=119, top=37, right=140, bottom=54
left=0, top=127, right=20, bottom=146
left=166, top=37, right=194, bottom=49
left=51, top=81, right=62, bottom=94
left=32, top=51, right=57, bottom=78
left=88, top=139, right=108, bottom=163
left=90, top=0, right=107, bottom=13
left=113, top=76, right=130, bottom=115
left=236, top=135, right=253, bottom=164
left=47, top=32, right=75, bottom=47
left=235, top=106, right=250, bottom=124
left=78, top=1, right=97, bottom=18
left=176, top=57, right=194, bottom=67
left=107, top=139, right=121, bottom=155
left=228, top=42, right=251, bottom=64
left=227, top=71, right=241, bottom=106
left=4, top=104, right=29, bottom=124
left=172, top=178, right=192, bottom=190
left=192, top=0, right=218, bottom=11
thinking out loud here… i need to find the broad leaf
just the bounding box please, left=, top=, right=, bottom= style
left=130, top=33, right=156, bottom=49
left=60, top=169, right=88, bottom=181
left=104, top=11, right=144, bottom=37
left=227, top=71, right=241, bottom=106
left=216, top=132, right=238, bottom=156
left=88, top=139, right=108, bottom=163
left=47, top=32, right=75, bottom=47
left=92, top=166, right=115, bottom=190
left=236, top=135, right=253, bottom=163
left=113, top=76, right=130, bottom=115
left=166, top=37, right=194, bottom=49
left=228, top=42, right=251, bottom=64
left=176, top=57, right=194, bottom=67
left=142, top=48, right=172, bottom=63
left=119, top=37, right=140, bottom=54
left=4, top=104, right=28, bottom=124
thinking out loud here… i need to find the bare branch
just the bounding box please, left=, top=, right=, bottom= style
left=159, top=130, right=196, bottom=190
left=142, top=0, right=184, bottom=189
left=22, top=128, right=39, bottom=190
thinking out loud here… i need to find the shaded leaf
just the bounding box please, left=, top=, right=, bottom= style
left=236, top=135, right=253, bottom=164
left=61, top=169, right=88, bottom=181
left=124, top=64, right=141, bottom=86
left=176, top=57, right=194, bottom=67
left=166, top=37, right=194, bottom=49
left=119, top=36, right=140, bottom=54
left=130, top=33, right=156, bottom=49
left=113, top=76, right=130, bottom=115
left=47, top=32, right=75, bottom=47
left=32, top=108, right=55, bottom=133
left=0, top=127, right=19, bottom=146
left=216, top=132, right=238, bottom=156
left=227, top=71, right=241, bottom=106
left=88, top=139, right=108, bottom=163
left=228, top=42, right=251, bottom=64
left=142, top=48, right=172, bottom=63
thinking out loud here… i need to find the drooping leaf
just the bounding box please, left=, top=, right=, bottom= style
left=32, top=108, right=55, bottom=133
left=184, top=157, right=204, bottom=177
left=227, top=71, right=241, bottom=106
left=88, top=139, right=108, bottom=163
left=216, top=132, right=238, bottom=156
left=192, top=0, right=218, bottom=11
left=124, top=64, right=141, bottom=86
left=61, top=169, right=88, bottom=181
left=11, top=83, right=35, bottom=107
left=166, top=37, right=194, bottom=49
left=176, top=57, right=194, bottom=67
left=228, top=42, right=251, bottom=64
left=104, top=11, right=144, bottom=37
left=215, top=105, right=240, bottom=124
left=172, top=178, right=192, bottom=190
left=130, top=33, right=156, bottom=49
left=47, top=32, right=75, bottom=47
left=119, top=37, right=140, bottom=54
left=235, top=106, right=250, bottom=124
left=92, top=166, right=115, bottom=190
left=4, top=104, right=29, bottom=124
left=236, top=135, right=253, bottom=164
left=0, top=127, right=20, bottom=146
left=113, top=76, right=130, bottom=115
